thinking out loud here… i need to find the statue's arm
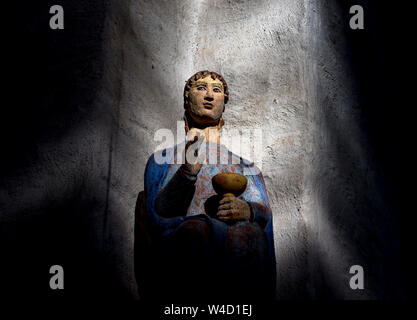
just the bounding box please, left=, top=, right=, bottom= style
left=154, top=166, right=197, bottom=218
left=245, top=170, right=272, bottom=230
left=247, top=202, right=271, bottom=229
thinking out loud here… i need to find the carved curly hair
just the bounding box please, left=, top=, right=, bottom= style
left=183, top=70, right=229, bottom=109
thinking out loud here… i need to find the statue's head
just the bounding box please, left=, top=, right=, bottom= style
left=183, top=70, right=229, bottom=129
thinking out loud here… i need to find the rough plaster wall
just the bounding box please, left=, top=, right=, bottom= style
left=101, top=0, right=402, bottom=300
left=0, top=0, right=404, bottom=301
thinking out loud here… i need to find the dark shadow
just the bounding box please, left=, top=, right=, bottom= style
left=2, top=0, right=107, bottom=178
left=11, top=188, right=131, bottom=302
left=204, top=194, right=222, bottom=218
left=313, top=0, right=411, bottom=299
left=1, top=0, right=131, bottom=303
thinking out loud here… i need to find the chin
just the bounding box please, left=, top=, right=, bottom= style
left=192, top=114, right=221, bottom=127
left=202, top=109, right=222, bottom=119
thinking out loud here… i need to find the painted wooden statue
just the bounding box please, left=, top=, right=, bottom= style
left=139, top=70, right=276, bottom=301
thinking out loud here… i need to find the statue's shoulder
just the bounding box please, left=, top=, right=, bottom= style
left=147, top=143, right=184, bottom=168
left=152, top=147, right=174, bottom=164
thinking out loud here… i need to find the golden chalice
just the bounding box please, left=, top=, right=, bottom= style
left=212, top=172, right=247, bottom=199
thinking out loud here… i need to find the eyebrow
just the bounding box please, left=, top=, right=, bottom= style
left=194, top=81, right=223, bottom=89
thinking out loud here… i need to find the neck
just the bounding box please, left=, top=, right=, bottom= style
left=184, top=113, right=222, bottom=144
left=185, top=113, right=220, bottom=130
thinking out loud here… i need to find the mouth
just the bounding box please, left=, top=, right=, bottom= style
left=203, top=103, right=214, bottom=110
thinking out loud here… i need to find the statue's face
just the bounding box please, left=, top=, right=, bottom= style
left=186, top=75, right=225, bottom=126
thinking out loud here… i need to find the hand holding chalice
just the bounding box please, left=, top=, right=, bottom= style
left=212, top=172, right=251, bottom=223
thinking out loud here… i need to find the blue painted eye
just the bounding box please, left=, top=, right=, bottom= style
left=197, top=86, right=206, bottom=90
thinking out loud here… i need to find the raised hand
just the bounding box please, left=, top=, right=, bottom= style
left=181, top=132, right=205, bottom=176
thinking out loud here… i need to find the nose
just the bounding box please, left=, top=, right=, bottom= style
left=204, top=89, right=214, bottom=101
